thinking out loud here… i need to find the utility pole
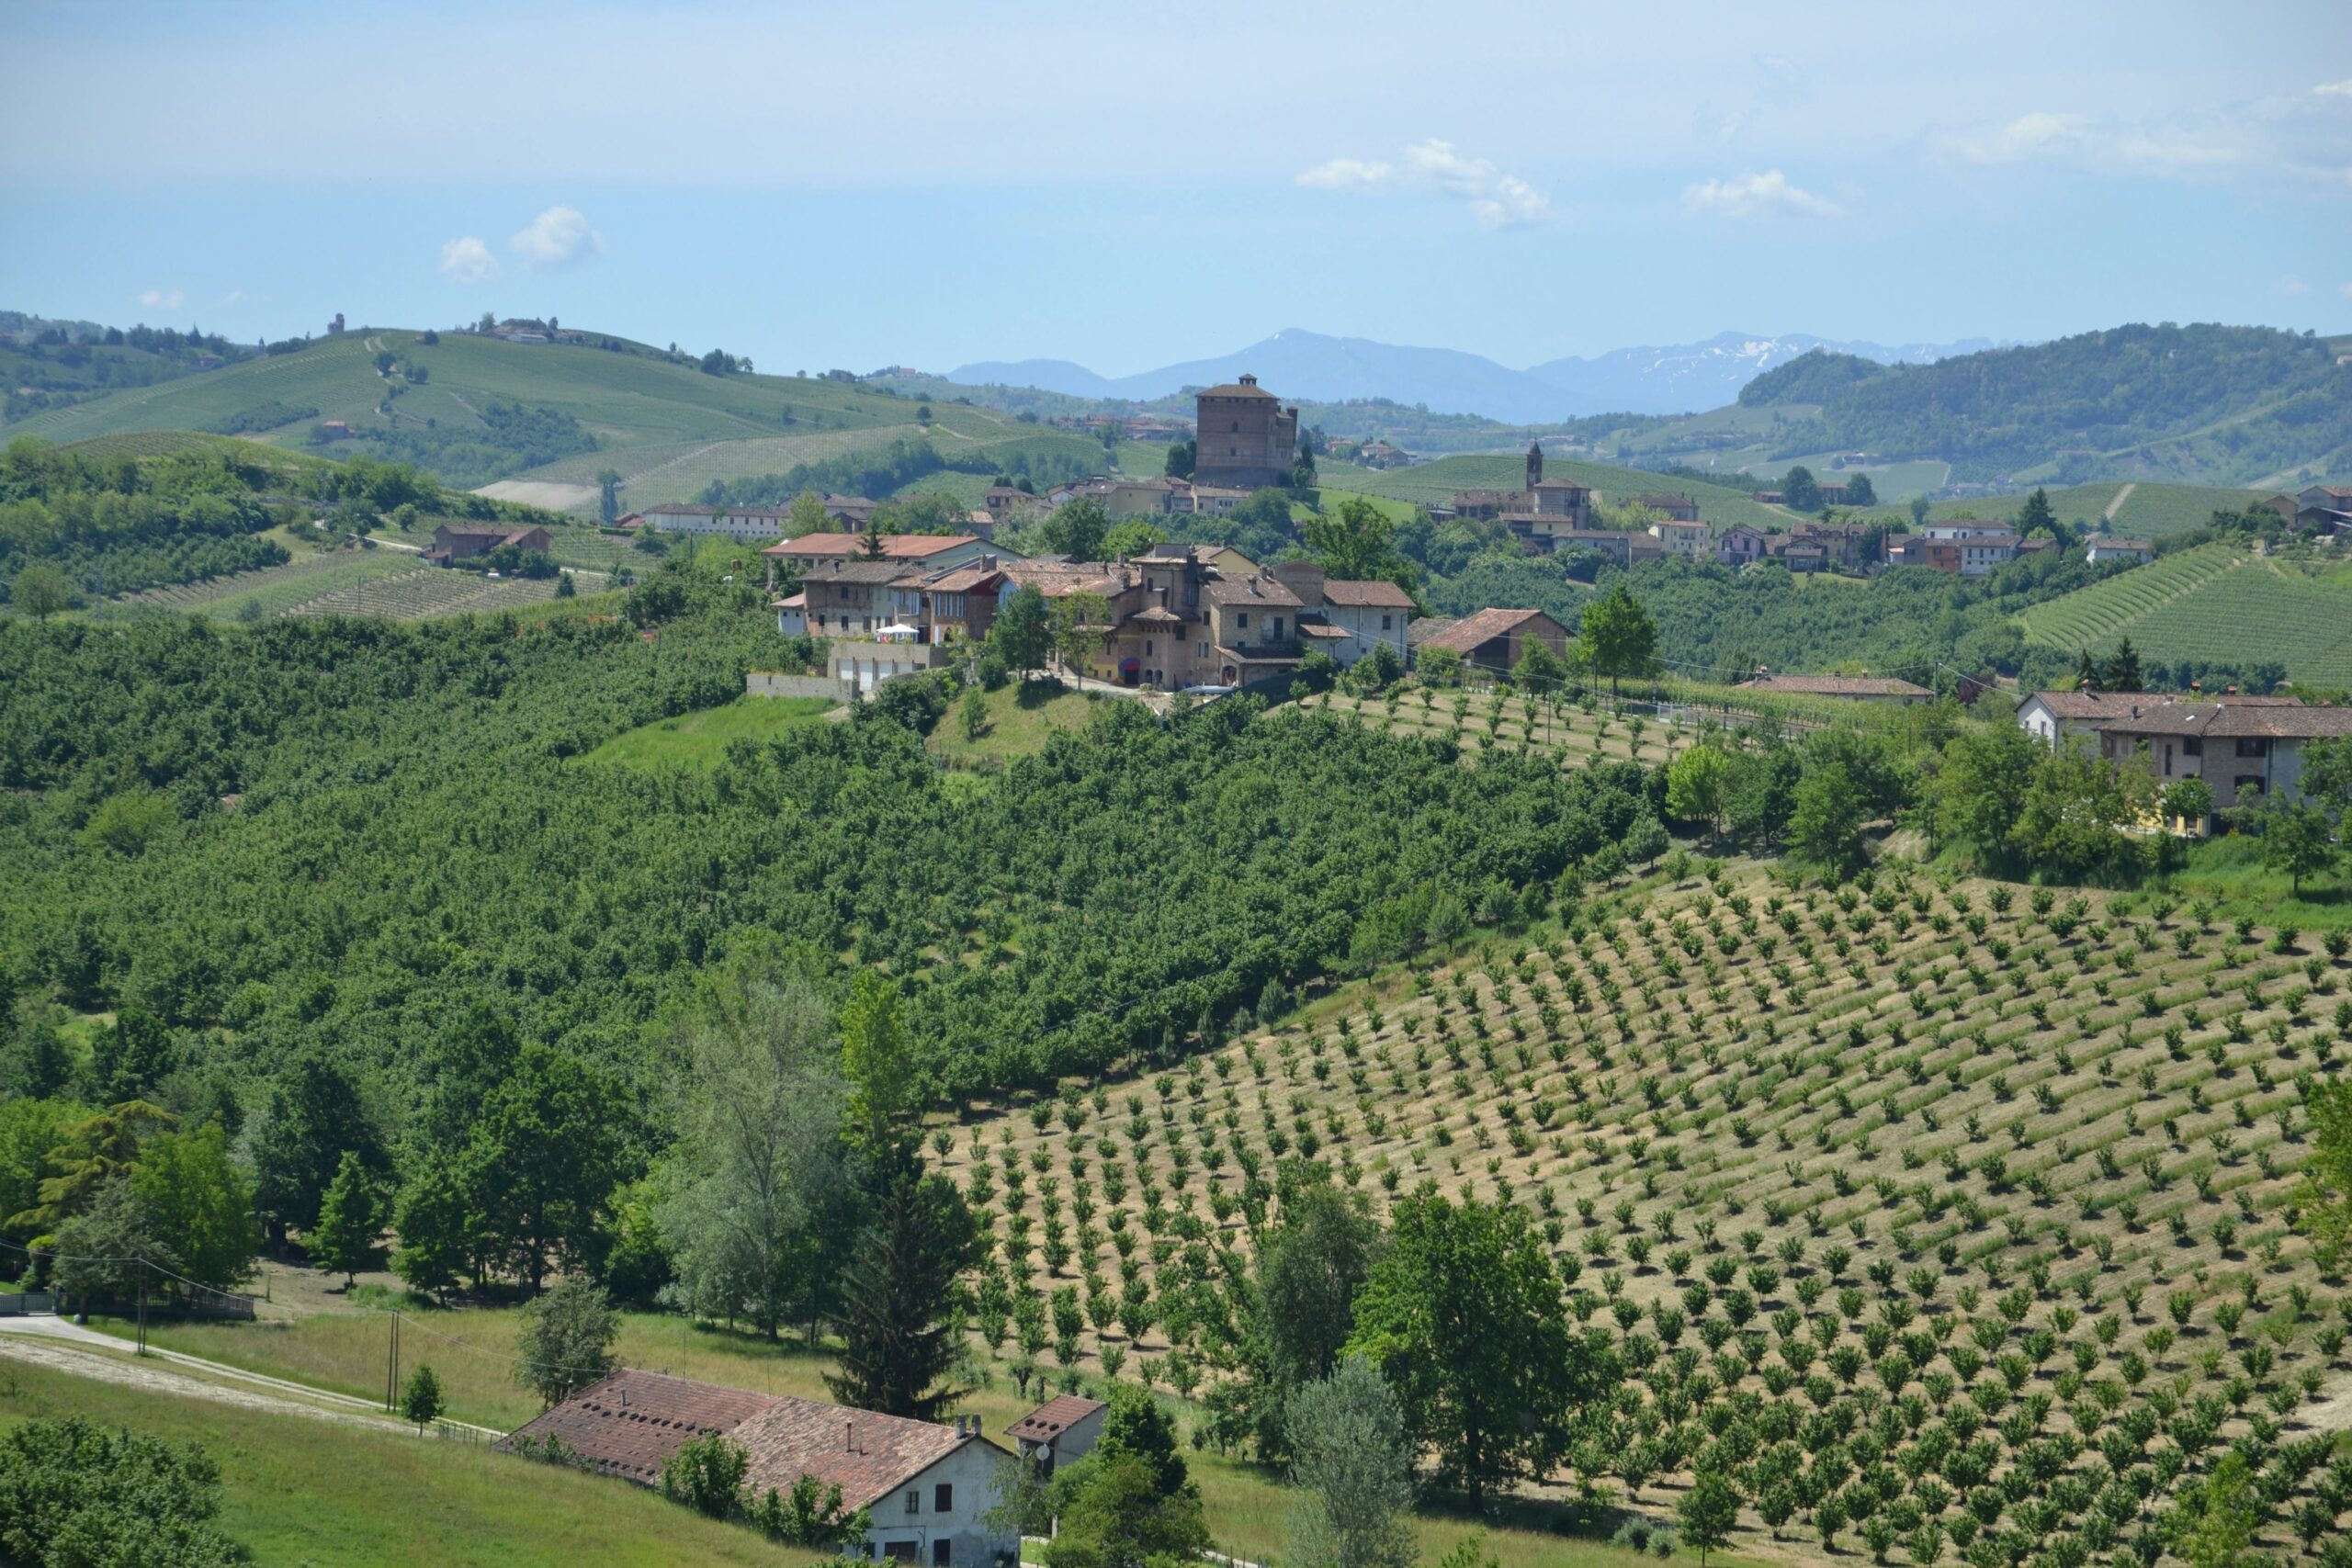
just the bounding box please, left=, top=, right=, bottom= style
left=136, top=1258, right=148, bottom=1355
left=386, top=1310, right=401, bottom=1410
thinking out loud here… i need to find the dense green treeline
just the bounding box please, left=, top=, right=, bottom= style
left=0, top=439, right=288, bottom=604
left=0, top=578, right=1658, bottom=1128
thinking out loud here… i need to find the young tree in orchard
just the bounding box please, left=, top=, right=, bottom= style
left=1578, top=583, right=1658, bottom=695
left=1283, top=1355, right=1418, bottom=1568
left=514, top=1276, right=617, bottom=1408
left=1665, top=743, right=1733, bottom=846
left=2234, top=795, right=2340, bottom=895
left=2297, top=1076, right=2352, bottom=1266
left=1678, top=1468, right=1742, bottom=1567
left=1790, top=758, right=1865, bottom=878
left=1346, top=1189, right=1606, bottom=1507
left=311, top=1150, right=382, bottom=1288
left=1510, top=639, right=1566, bottom=694
left=401, top=1364, right=445, bottom=1435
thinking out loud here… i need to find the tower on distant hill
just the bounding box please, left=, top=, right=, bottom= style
left=1193, top=374, right=1300, bottom=491
left=1526, top=440, right=1543, bottom=491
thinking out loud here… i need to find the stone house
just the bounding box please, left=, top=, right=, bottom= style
left=499, top=1371, right=1016, bottom=1567
left=1005, top=1396, right=1105, bottom=1482
left=425, top=524, right=549, bottom=565
left=1412, top=607, right=1573, bottom=681
left=1648, top=518, right=1713, bottom=559
left=1715, top=525, right=1770, bottom=567
left=2084, top=537, right=2154, bottom=566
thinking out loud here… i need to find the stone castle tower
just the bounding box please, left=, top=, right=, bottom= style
left=1193, top=374, right=1301, bottom=491
left=1525, top=441, right=1544, bottom=492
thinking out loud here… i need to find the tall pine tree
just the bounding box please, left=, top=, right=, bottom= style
left=823, top=1142, right=980, bottom=1422
left=825, top=976, right=980, bottom=1422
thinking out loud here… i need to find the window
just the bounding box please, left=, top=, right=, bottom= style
left=933, top=1544, right=951, bottom=1567
left=1237, top=612, right=1250, bottom=629
left=883, top=1545, right=917, bottom=1563
left=2183, top=738, right=2202, bottom=756
left=933, top=1483, right=953, bottom=1512
left=905, top=1489, right=920, bottom=1515
left=1381, top=615, right=1393, bottom=630
left=1272, top=617, right=1283, bottom=637
left=1144, top=639, right=1154, bottom=656
left=2235, top=738, right=2269, bottom=758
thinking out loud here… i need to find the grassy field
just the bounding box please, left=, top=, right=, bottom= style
left=2019, top=546, right=2352, bottom=685
left=956, top=845, right=2352, bottom=1564
left=1319, top=455, right=1796, bottom=534
left=1851, top=481, right=2267, bottom=539
left=584, top=694, right=837, bottom=769
left=926, top=680, right=1113, bottom=766
left=0, top=1357, right=820, bottom=1568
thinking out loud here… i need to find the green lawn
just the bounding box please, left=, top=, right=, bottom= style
left=583, top=695, right=836, bottom=770
left=0, top=1357, right=819, bottom=1568
left=1318, top=454, right=1794, bottom=533
left=926, top=680, right=1107, bottom=765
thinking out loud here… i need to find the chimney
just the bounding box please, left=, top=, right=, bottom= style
left=981, top=553, right=997, bottom=571
left=844, top=1420, right=854, bottom=1453
left=620, top=1387, right=628, bottom=1408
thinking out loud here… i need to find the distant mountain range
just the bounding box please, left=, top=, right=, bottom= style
left=948, top=327, right=2007, bottom=422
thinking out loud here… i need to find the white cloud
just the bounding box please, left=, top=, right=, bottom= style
left=1295, top=156, right=1393, bottom=192
left=1944, top=111, right=2090, bottom=164
left=138, top=288, right=185, bottom=310
left=1682, top=169, right=1845, bottom=220
left=1939, top=90, right=2350, bottom=184
left=439, top=236, right=497, bottom=283
left=2281, top=275, right=2311, bottom=296
left=1294, top=139, right=1551, bottom=230
left=2342, top=280, right=2352, bottom=300
left=508, top=205, right=601, bottom=268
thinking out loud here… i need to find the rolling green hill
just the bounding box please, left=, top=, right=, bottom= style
left=6, top=327, right=1107, bottom=511
left=2018, top=542, right=2352, bottom=686
left=1849, top=479, right=2269, bottom=539
left=1318, top=453, right=1795, bottom=532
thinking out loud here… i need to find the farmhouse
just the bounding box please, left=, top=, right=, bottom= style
left=1736, top=672, right=1933, bottom=705
left=499, top=1371, right=1015, bottom=1566
left=2293, top=484, right=2352, bottom=532
left=1452, top=445, right=1596, bottom=537
left=2084, top=536, right=2154, bottom=566
left=1715, top=524, right=1770, bottom=567
left=1789, top=519, right=1878, bottom=569
left=2015, top=687, right=2304, bottom=748
left=424, top=524, right=550, bottom=566
left=1004, top=1395, right=1105, bottom=1481
left=1193, top=374, right=1300, bottom=491
left=1411, top=607, right=1572, bottom=679
left=2084, top=698, right=2352, bottom=819
left=1544, top=529, right=1662, bottom=568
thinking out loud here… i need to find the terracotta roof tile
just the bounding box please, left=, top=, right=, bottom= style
left=1006, top=1396, right=1105, bottom=1445
left=1415, top=607, right=1565, bottom=655
left=1319, top=579, right=1415, bottom=608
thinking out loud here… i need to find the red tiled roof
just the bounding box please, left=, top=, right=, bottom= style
left=763, top=534, right=977, bottom=560
left=1415, top=607, right=1566, bottom=655
left=1319, top=579, right=1415, bottom=608
left=1006, top=1395, right=1105, bottom=1445
left=498, top=1371, right=1001, bottom=1511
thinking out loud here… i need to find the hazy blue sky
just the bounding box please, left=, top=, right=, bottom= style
left=5, top=0, right=2346, bottom=374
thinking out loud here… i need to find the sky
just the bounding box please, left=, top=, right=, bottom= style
left=4, top=0, right=2348, bottom=377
